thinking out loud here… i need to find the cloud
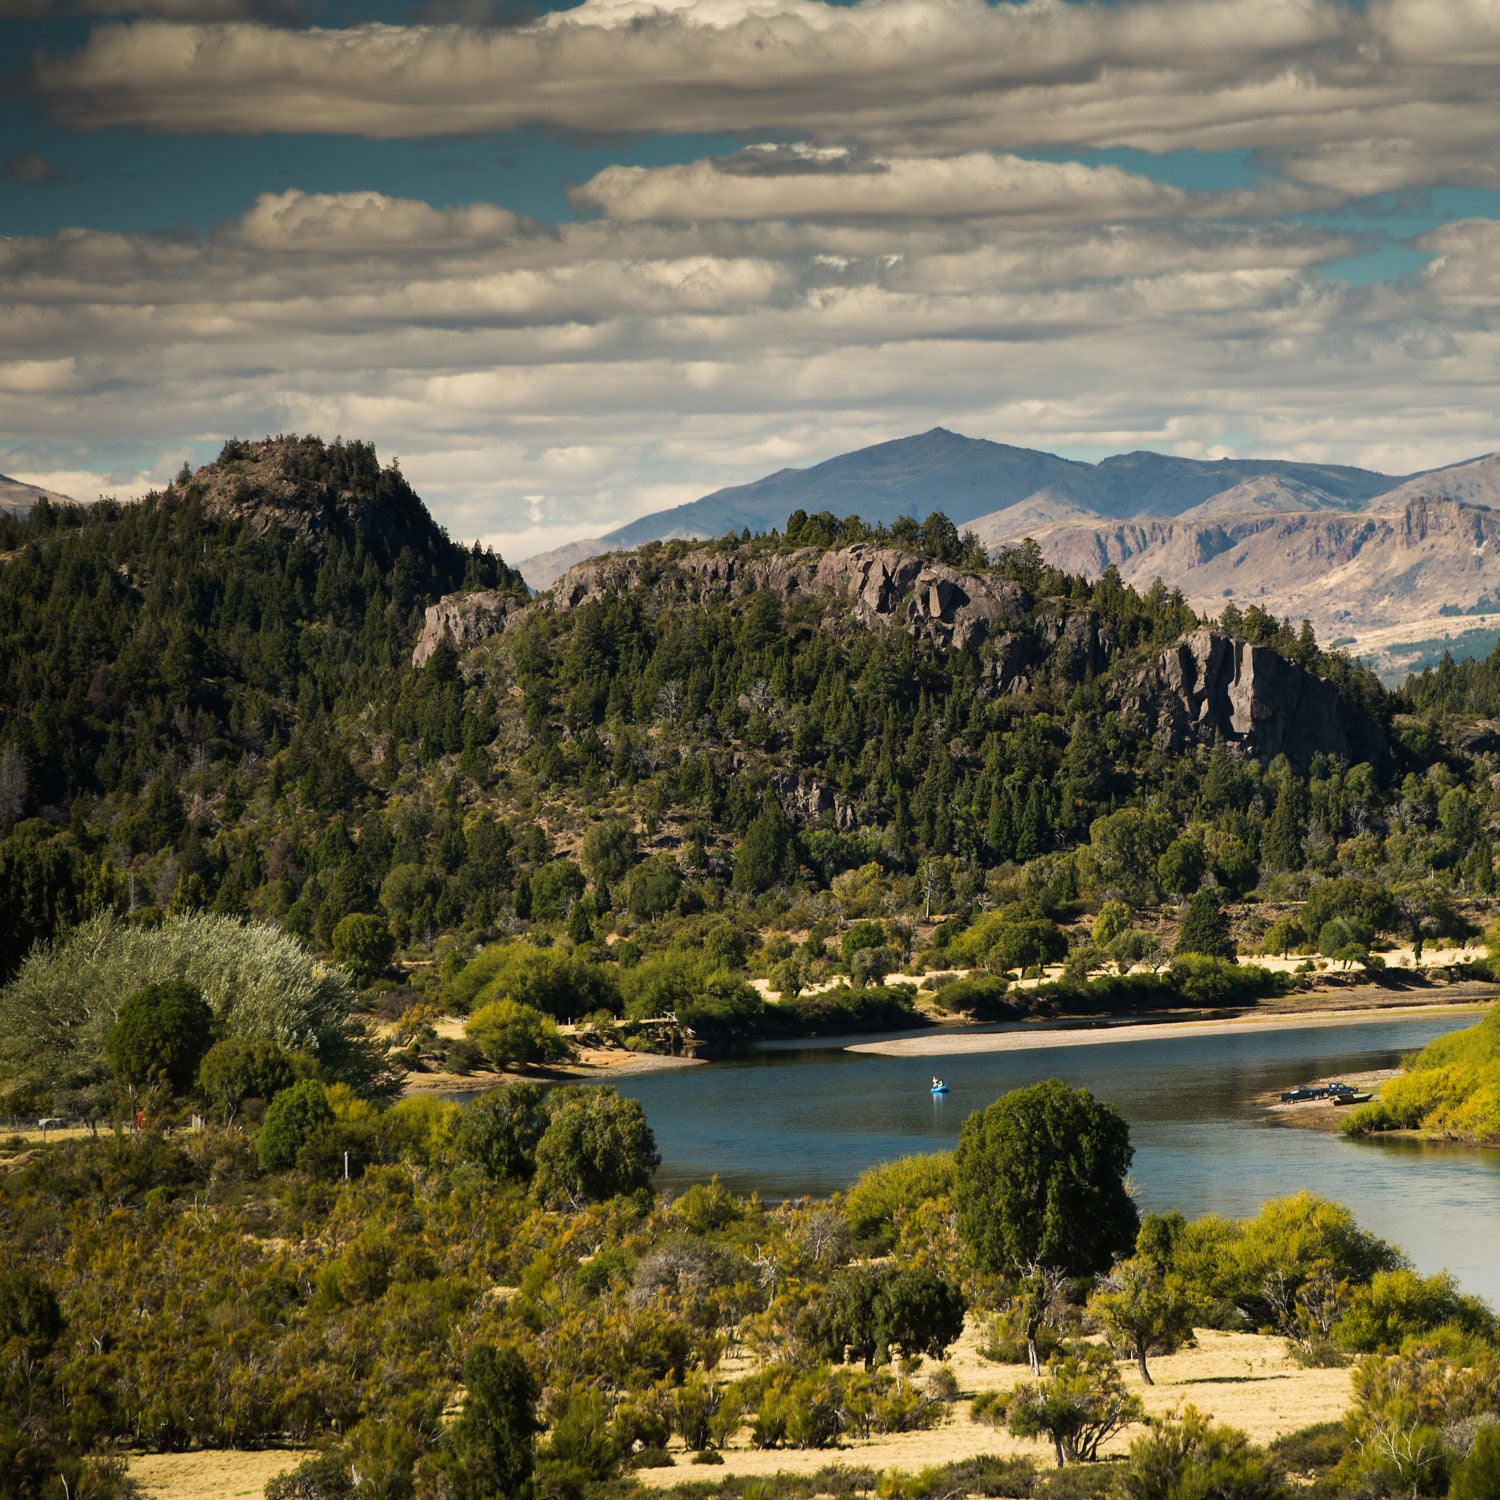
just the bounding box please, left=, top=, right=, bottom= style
left=0, top=151, right=64, bottom=185
left=23, top=0, right=1500, bottom=195
left=570, top=148, right=1326, bottom=224
left=2, top=184, right=1498, bottom=561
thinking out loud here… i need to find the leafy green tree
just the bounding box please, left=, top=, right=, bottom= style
left=452, top=1081, right=548, bottom=1182
left=105, top=979, right=215, bottom=1094
left=196, top=1036, right=295, bottom=1119
left=1118, top=1405, right=1289, bottom=1500
left=1175, top=890, right=1236, bottom=959
left=1087, top=1256, right=1197, bottom=1385
left=840, top=920, right=886, bottom=968
left=1158, top=838, right=1207, bottom=900
left=532, top=1085, right=660, bottom=1207
left=331, top=913, right=395, bottom=983
left=842, top=1151, right=955, bottom=1246
left=257, top=1079, right=333, bottom=1170
left=449, top=941, right=621, bottom=1020
left=465, top=999, right=571, bottom=1069
left=802, top=1263, right=964, bottom=1370
left=529, top=858, right=586, bottom=920
left=581, top=819, right=637, bottom=884
left=955, top=1081, right=1138, bottom=1369
left=1259, top=916, right=1305, bottom=957
left=875, top=1267, right=967, bottom=1366
left=625, top=854, right=682, bottom=920
left=955, top=1080, right=1138, bottom=1278
left=849, top=945, right=898, bottom=989
left=1092, top=900, right=1132, bottom=948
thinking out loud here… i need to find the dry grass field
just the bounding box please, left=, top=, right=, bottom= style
left=125, top=1327, right=1349, bottom=1498
left=631, top=1324, right=1350, bottom=1486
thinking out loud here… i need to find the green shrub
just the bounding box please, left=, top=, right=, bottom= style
left=843, top=1152, right=955, bottom=1246
left=257, top=1079, right=333, bottom=1170
left=465, top=999, right=571, bottom=1068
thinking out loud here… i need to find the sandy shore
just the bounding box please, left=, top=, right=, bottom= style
left=401, top=1047, right=704, bottom=1096
left=847, top=1000, right=1488, bottom=1059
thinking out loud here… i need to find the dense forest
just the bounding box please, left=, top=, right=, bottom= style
left=3, top=435, right=1500, bottom=1050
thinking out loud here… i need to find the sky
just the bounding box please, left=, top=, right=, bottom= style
left=2, top=0, right=1499, bottom=563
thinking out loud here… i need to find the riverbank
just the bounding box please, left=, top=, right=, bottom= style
left=400, top=1044, right=705, bottom=1096
left=1260, top=1070, right=1402, bottom=1133
left=846, top=997, right=1491, bottom=1059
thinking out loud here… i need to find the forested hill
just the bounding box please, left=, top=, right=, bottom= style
left=0, top=440, right=1495, bottom=1003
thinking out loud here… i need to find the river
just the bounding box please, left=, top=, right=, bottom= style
left=611, top=1013, right=1500, bottom=1305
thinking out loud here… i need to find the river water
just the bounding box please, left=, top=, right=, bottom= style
left=612, top=1014, right=1500, bottom=1305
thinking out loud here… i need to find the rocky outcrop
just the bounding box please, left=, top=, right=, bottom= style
left=178, top=435, right=454, bottom=569
left=769, top=771, right=858, bottom=830
left=546, top=543, right=1030, bottom=649
left=1131, top=628, right=1386, bottom=769
left=412, top=590, right=519, bottom=667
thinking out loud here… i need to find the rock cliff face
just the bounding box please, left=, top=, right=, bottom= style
left=416, top=542, right=1031, bottom=663
left=412, top=590, right=518, bottom=667
left=1131, top=628, right=1386, bottom=769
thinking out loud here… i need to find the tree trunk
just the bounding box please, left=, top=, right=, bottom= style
left=1027, top=1335, right=1040, bottom=1377
left=1054, top=1438, right=1065, bottom=1468
left=1136, top=1340, right=1154, bottom=1386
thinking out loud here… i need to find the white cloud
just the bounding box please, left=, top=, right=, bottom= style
left=2, top=183, right=1497, bottom=560
left=26, top=0, right=1500, bottom=194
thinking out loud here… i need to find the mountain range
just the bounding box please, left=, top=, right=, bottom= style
left=519, top=430, right=1500, bottom=677
left=0, top=473, right=75, bottom=516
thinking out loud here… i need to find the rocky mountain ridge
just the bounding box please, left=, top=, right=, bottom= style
left=418, top=539, right=1385, bottom=772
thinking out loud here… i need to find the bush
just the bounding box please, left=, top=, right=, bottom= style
left=452, top=1081, right=548, bottom=1181
left=1449, top=1422, right=1500, bottom=1500
left=843, top=1152, right=955, bottom=1246
left=330, top=913, right=395, bottom=983
left=1118, top=1404, right=1288, bottom=1500
left=465, top=999, right=571, bottom=1069
left=533, top=1085, right=660, bottom=1206
left=1175, top=890, right=1235, bottom=959
left=197, top=1035, right=295, bottom=1117
left=445, top=940, right=621, bottom=1019
left=257, top=1079, right=333, bottom=1170
left=932, top=974, right=1017, bottom=1017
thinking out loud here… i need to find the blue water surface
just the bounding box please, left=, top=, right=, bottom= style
left=609, top=1015, right=1500, bottom=1305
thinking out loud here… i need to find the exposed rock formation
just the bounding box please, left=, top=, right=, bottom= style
left=1016, top=495, right=1500, bottom=648
left=1131, top=628, right=1386, bottom=769
left=546, top=543, right=1030, bottom=649
left=412, top=590, right=518, bottom=667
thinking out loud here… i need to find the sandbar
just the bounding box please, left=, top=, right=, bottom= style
left=846, top=1001, right=1489, bottom=1058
